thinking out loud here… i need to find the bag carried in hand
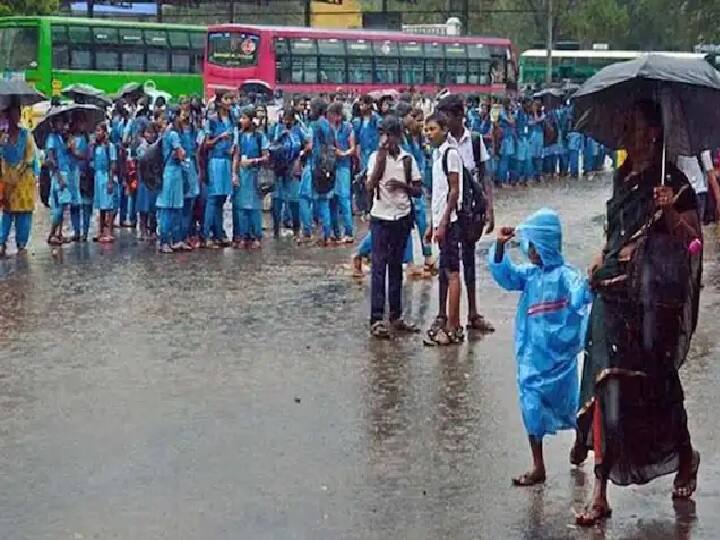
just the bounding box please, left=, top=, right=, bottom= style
left=312, top=125, right=336, bottom=195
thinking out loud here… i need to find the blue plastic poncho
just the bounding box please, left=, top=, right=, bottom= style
left=488, top=208, right=591, bottom=439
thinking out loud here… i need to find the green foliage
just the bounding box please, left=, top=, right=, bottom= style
left=0, top=0, right=59, bottom=17
left=563, top=0, right=629, bottom=47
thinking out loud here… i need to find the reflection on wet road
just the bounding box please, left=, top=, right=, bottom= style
left=1, top=177, right=719, bottom=539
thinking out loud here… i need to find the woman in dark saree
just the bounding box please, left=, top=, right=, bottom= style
left=575, top=100, right=702, bottom=526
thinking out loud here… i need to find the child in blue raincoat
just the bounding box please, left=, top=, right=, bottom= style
left=488, top=208, right=590, bottom=486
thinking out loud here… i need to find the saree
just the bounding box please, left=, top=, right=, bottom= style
left=578, top=159, right=700, bottom=486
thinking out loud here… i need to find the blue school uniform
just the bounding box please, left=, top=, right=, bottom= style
left=496, top=109, right=516, bottom=184
left=307, top=117, right=334, bottom=240
left=488, top=208, right=591, bottom=438
left=233, top=129, right=269, bottom=240
left=401, top=133, right=430, bottom=259
left=205, top=114, right=234, bottom=197
left=92, top=142, right=118, bottom=211
left=353, top=112, right=381, bottom=214
left=332, top=120, right=354, bottom=238
left=514, top=109, right=532, bottom=181
left=135, top=140, right=158, bottom=214
left=157, top=129, right=185, bottom=245
left=180, top=125, right=200, bottom=199
left=567, top=131, right=584, bottom=177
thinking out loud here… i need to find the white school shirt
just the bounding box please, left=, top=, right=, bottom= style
left=431, top=140, right=462, bottom=225
left=446, top=127, right=490, bottom=176
left=368, top=148, right=421, bottom=221
left=677, top=151, right=711, bottom=194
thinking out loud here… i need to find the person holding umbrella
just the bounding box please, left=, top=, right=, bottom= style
left=45, top=113, right=72, bottom=246
left=0, top=102, right=37, bottom=256
left=572, top=54, right=718, bottom=524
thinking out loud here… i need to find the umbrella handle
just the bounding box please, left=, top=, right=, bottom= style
left=661, top=136, right=666, bottom=186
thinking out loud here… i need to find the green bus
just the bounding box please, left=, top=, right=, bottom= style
left=519, top=49, right=704, bottom=85
left=0, top=16, right=206, bottom=100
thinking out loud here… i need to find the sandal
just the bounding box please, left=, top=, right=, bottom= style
left=673, top=450, right=700, bottom=499
left=370, top=321, right=391, bottom=340
left=423, top=262, right=438, bottom=276
left=48, top=236, right=62, bottom=246
left=423, top=326, right=463, bottom=347
left=512, top=471, right=546, bottom=486
left=390, top=319, right=420, bottom=334
left=575, top=503, right=612, bottom=527
left=467, top=314, right=495, bottom=333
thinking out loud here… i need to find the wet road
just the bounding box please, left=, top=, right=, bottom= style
left=1, top=177, right=719, bottom=540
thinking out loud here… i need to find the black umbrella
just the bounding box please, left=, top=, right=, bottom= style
left=33, top=104, right=106, bottom=148
left=573, top=54, right=720, bottom=160
left=61, top=83, right=112, bottom=107
left=533, top=87, right=565, bottom=107
left=113, top=82, right=144, bottom=101
left=0, top=79, right=46, bottom=109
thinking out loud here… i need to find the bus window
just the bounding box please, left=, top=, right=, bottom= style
left=292, top=55, right=318, bottom=83
left=424, top=59, right=444, bottom=85
left=147, top=50, right=169, bottom=72
left=208, top=31, right=260, bottom=67
left=320, top=56, right=346, bottom=84
left=120, top=28, right=144, bottom=72
left=468, top=60, right=490, bottom=85
left=68, top=26, right=93, bottom=70
left=348, top=57, right=373, bottom=84
left=318, top=39, right=346, bottom=84
left=93, top=27, right=119, bottom=71
left=189, top=31, right=205, bottom=73
left=446, top=60, right=467, bottom=84
left=51, top=25, right=70, bottom=70
left=169, top=31, right=190, bottom=49
left=121, top=51, right=145, bottom=72
left=400, top=57, right=423, bottom=85
left=171, top=53, right=191, bottom=73
left=144, top=30, right=168, bottom=48
left=0, top=26, right=39, bottom=70
left=374, top=57, right=399, bottom=84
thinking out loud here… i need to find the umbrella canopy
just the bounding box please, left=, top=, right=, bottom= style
left=0, top=79, right=46, bottom=109
left=61, top=83, right=111, bottom=107
left=33, top=104, right=106, bottom=148
left=113, top=82, right=144, bottom=101
left=573, top=54, right=720, bottom=156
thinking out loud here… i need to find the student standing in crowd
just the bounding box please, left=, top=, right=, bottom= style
left=0, top=102, right=36, bottom=256
left=366, top=115, right=422, bottom=339
left=179, top=98, right=201, bottom=247
left=353, top=94, right=381, bottom=217
left=232, top=106, right=269, bottom=249
left=328, top=101, right=355, bottom=243
left=271, top=108, right=305, bottom=239
left=135, top=123, right=160, bottom=241
left=434, top=94, right=495, bottom=334
left=91, top=122, right=118, bottom=244
left=423, top=111, right=463, bottom=345
left=45, top=115, right=72, bottom=246
left=202, top=93, right=234, bottom=248
left=157, top=115, right=187, bottom=253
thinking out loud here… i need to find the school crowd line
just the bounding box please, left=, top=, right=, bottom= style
left=0, top=89, right=612, bottom=257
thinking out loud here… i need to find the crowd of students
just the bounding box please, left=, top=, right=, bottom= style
left=0, top=86, right=614, bottom=257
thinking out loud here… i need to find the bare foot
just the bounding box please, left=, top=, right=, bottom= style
left=512, top=468, right=546, bottom=486
left=570, top=440, right=589, bottom=466
left=673, top=450, right=700, bottom=499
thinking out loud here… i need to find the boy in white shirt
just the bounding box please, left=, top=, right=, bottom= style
left=423, top=112, right=464, bottom=345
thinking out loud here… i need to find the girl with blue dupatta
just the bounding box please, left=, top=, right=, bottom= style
left=157, top=116, right=187, bottom=253
left=135, top=123, right=160, bottom=241
left=45, top=114, right=72, bottom=246
left=179, top=98, right=201, bottom=246
left=91, top=123, right=119, bottom=243
left=0, top=103, right=37, bottom=257
left=496, top=98, right=516, bottom=185
left=68, top=115, right=91, bottom=241
left=488, top=208, right=590, bottom=487
left=232, top=106, right=269, bottom=249
left=328, top=101, right=356, bottom=243
left=529, top=100, right=545, bottom=182
left=202, top=93, right=234, bottom=248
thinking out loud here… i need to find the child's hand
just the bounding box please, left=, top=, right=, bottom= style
left=497, top=226, right=515, bottom=244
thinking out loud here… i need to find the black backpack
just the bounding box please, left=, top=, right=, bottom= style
left=312, top=123, right=336, bottom=195
left=137, top=139, right=164, bottom=191
left=442, top=145, right=486, bottom=243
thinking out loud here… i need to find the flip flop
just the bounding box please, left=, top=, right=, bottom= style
left=673, top=450, right=700, bottom=499
left=370, top=321, right=391, bottom=340
left=575, top=503, right=612, bottom=527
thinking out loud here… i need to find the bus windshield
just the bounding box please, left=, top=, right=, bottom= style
left=207, top=31, right=259, bottom=67
left=0, top=26, right=38, bottom=70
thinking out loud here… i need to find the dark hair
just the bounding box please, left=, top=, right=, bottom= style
left=394, top=101, right=413, bottom=118
left=144, top=122, right=157, bottom=135
left=327, top=102, right=344, bottom=117
left=380, top=114, right=402, bottom=137
left=360, top=94, right=374, bottom=106
left=426, top=111, right=449, bottom=131
left=309, top=97, right=328, bottom=119
left=436, top=94, right=465, bottom=118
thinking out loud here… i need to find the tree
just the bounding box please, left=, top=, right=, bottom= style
left=0, top=0, right=58, bottom=16
left=563, top=0, right=629, bottom=48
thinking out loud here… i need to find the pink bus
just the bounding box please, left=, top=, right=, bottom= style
left=204, top=24, right=517, bottom=99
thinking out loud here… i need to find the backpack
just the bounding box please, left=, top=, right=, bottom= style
left=137, top=138, right=164, bottom=191
left=442, top=145, right=486, bottom=244
left=39, top=164, right=51, bottom=208
left=312, top=122, right=337, bottom=195
left=245, top=131, right=275, bottom=196
left=269, top=127, right=298, bottom=177
left=543, top=115, right=558, bottom=145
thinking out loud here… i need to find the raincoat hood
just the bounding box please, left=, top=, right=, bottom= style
left=517, top=208, right=564, bottom=268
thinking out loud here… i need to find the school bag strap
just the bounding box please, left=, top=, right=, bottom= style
left=402, top=154, right=413, bottom=185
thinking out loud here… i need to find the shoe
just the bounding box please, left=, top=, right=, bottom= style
left=159, top=244, right=174, bottom=254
